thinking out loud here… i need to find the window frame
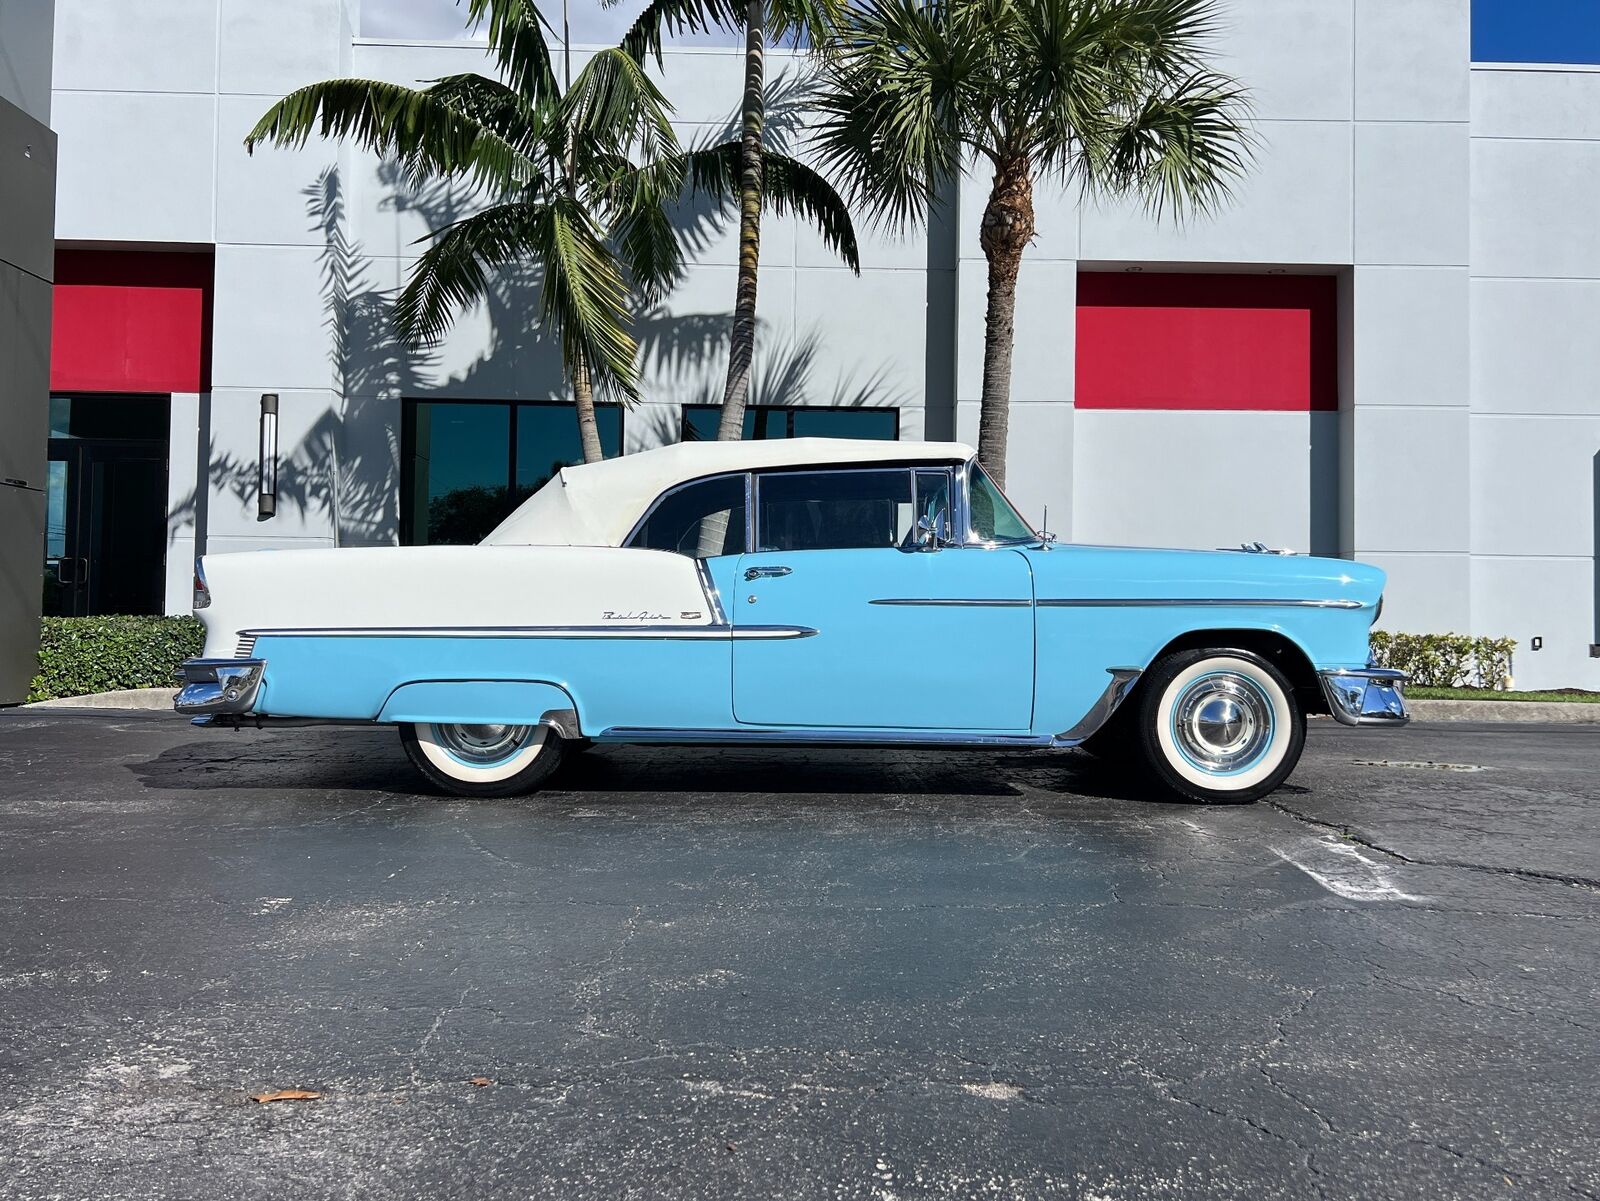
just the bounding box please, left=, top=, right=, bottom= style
left=621, top=457, right=1042, bottom=559
left=621, top=470, right=755, bottom=558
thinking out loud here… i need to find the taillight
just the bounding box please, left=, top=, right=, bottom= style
left=193, top=559, right=211, bottom=610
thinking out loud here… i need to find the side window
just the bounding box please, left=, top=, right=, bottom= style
left=755, top=469, right=917, bottom=551
left=628, top=475, right=747, bottom=558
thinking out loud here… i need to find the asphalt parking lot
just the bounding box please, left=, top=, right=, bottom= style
left=0, top=711, right=1595, bottom=1200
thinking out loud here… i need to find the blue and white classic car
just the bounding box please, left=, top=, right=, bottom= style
left=175, top=439, right=1407, bottom=802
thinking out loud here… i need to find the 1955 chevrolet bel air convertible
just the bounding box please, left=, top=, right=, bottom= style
left=175, top=438, right=1408, bottom=803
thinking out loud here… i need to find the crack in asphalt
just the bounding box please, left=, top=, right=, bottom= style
left=1265, top=798, right=1600, bottom=892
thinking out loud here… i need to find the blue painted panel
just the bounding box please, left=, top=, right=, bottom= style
left=252, top=634, right=734, bottom=730
left=377, top=680, right=574, bottom=725
left=731, top=547, right=1035, bottom=729
left=1025, top=546, right=1384, bottom=734
left=1473, top=0, right=1600, bottom=65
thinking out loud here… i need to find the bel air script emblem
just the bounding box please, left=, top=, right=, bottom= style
left=602, top=609, right=670, bottom=622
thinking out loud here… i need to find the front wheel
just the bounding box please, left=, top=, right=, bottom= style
left=400, top=722, right=564, bottom=797
left=1133, top=649, right=1305, bottom=804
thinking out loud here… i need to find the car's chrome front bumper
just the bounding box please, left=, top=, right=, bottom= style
left=174, top=658, right=266, bottom=716
left=1318, top=667, right=1410, bottom=726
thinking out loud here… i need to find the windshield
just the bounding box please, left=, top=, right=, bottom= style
left=967, top=463, right=1037, bottom=543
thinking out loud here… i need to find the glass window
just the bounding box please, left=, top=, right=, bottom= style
left=756, top=469, right=916, bottom=551
left=402, top=400, right=622, bottom=545
left=967, top=465, right=1036, bottom=543
left=628, top=475, right=748, bottom=558
left=914, top=468, right=953, bottom=541
left=682, top=404, right=898, bottom=443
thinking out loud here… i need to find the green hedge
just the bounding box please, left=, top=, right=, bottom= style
left=28, top=616, right=204, bottom=703
left=1370, top=631, right=1517, bottom=690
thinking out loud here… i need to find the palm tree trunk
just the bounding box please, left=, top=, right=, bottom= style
left=976, top=155, right=1035, bottom=490
left=716, top=0, right=766, bottom=441
left=572, top=352, right=604, bottom=464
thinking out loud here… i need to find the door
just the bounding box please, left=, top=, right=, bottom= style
left=45, top=397, right=170, bottom=616
left=732, top=466, right=1035, bottom=730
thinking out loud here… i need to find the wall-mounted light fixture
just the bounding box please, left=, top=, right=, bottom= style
left=257, top=393, right=278, bottom=521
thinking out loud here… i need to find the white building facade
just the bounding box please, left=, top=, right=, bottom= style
left=40, top=0, right=1600, bottom=690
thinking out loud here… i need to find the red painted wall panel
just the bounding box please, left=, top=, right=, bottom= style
left=1075, top=272, right=1337, bottom=412
left=51, top=250, right=213, bottom=394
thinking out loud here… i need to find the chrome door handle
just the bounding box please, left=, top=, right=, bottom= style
left=744, top=565, right=793, bottom=581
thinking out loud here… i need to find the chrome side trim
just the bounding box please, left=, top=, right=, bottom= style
left=1037, top=597, right=1364, bottom=610
left=174, top=657, right=266, bottom=716
left=695, top=559, right=729, bottom=625
left=1055, top=668, right=1143, bottom=744
left=1318, top=667, right=1411, bottom=726
left=595, top=726, right=1058, bottom=748
left=868, top=598, right=1032, bottom=607
left=239, top=624, right=818, bottom=641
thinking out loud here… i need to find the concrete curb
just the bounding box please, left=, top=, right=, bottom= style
left=1408, top=698, right=1600, bottom=724
left=25, top=688, right=177, bottom=711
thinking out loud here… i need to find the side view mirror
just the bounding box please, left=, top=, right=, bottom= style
left=915, top=511, right=951, bottom=550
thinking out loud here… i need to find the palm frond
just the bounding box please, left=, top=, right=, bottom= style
left=562, top=47, right=679, bottom=167
left=610, top=0, right=744, bottom=66
left=683, top=142, right=861, bottom=272
left=244, top=78, right=538, bottom=193
left=395, top=196, right=641, bottom=402
left=463, top=0, right=560, bottom=103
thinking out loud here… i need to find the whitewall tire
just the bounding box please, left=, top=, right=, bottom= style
left=400, top=722, right=564, bottom=797
left=1134, top=649, right=1305, bottom=803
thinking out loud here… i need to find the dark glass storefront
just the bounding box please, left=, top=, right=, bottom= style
left=44, top=395, right=170, bottom=617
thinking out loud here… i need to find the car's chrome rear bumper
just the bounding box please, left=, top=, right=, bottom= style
left=174, top=658, right=266, bottom=716
left=1319, top=667, right=1410, bottom=726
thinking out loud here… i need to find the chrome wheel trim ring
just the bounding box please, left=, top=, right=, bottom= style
left=433, top=722, right=537, bottom=767
left=1170, top=672, right=1274, bottom=776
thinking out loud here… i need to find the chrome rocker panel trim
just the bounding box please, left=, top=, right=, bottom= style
left=174, top=657, right=266, bottom=716
left=192, top=706, right=585, bottom=737
left=1318, top=667, right=1411, bottom=726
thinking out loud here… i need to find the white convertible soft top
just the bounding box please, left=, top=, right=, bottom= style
left=482, top=437, right=976, bottom=547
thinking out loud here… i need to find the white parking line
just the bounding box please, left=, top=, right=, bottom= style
left=1270, top=836, right=1428, bottom=902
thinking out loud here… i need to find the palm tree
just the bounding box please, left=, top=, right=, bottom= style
left=614, top=0, right=858, bottom=441
left=813, top=0, right=1253, bottom=486
left=245, top=0, right=688, bottom=463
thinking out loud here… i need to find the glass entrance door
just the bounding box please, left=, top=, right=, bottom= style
left=44, top=396, right=170, bottom=617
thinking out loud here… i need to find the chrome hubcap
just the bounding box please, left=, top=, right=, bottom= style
left=434, top=723, right=536, bottom=765
left=1172, top=673, right=1273, bottom=774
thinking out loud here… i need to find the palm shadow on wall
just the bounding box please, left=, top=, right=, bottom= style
left=174, top=70, right=917, bottom=546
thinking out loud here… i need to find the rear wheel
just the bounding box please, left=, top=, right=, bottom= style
left=400, top=722, right=564, bottom=797
left=1133, top=649, right=1305, bottom=804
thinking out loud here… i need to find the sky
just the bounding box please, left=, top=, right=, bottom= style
left=360, top=0, right=740, bottom=47
left=1471, top=0, right=1599, bottom=64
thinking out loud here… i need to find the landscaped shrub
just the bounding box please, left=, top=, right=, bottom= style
left=1370, top=631, right=1517, bottom=690
left=28, top=616, right=204, bottom=702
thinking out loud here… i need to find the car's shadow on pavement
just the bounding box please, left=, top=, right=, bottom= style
left=123, top=728, right=1242, bottom=808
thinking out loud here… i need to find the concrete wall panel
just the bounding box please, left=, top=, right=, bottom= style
left=1472, top=139, right=1600, bottom=279
left=1469, top=415, right=1599, bottom=559
left=53, top=0, right=216, bottom=95
left=218, top=0, right=348, bottom=97
left=1070, top=410, right=1334, bottom=554
left=1472, top=280, right=1600, bottom=417
left=215, top=96, right=342, bottom=247
left=1354, top=0, right=1469, bottom=122
left=1349, top=406, right=1469, bottom=553
left=1354, top=122, right=1469, bottom=266
left=1366, top=553, right=1472, bottom=633
left=1079, top=122, right=1353, bottom=265
left=1472, top=66, right=1600, bottom=142
left=1, top=0, right=56, bottom=121
left=52, top=90, right=216, bottom=243
left=210, top=246, right=339, bottom=391
left=1352, top=266, right=1469, bottom=407
left=1215, top=0, right=1353, bottom=122
left=1471, top=557, right=1599, bottom=692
